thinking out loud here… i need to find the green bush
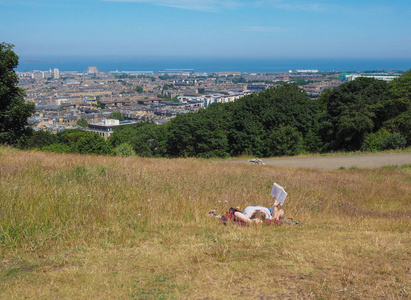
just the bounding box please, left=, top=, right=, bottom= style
left=42, top=143, right=71, bottom=153
left=108, top=112, right=124, bottom=121
left=77, top=118, right=88, bottom=128
left=362, top=129, right=407, bottom=151
left=361, top=129, right=390, bottom=151
left=57, top=130, right=112, bottom=155
left=114, top=143, right=136, bottom=157
left=381, top=132, right=407, bottom=150
left=384, top=110, right=411, bottom=147
left=28, top=130, right=57, bottom=149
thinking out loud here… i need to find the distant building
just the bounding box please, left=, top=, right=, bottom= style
left=83, top=96, right=98, bottom=105
left=216, top=72, right=242, bottom=76
left=87, top=119, right=138, bottom=140
left=54, top=68, right=60, bottom=79
left=159, top=69, right=194, bottom=76
left=88, top=66, right=99, bottom=74
left=67, top=80, right=80, bottom=85
left=55, top=96, right=70, bottom=105
left=110, top=70, right=153, bottom=75
left=32, top=71, right=46, bottom=80
left=247, top=84, right=269, bottom=92
left=340, top=72, right=401, bottom=82
left=296, top=70, right=319, bottom=73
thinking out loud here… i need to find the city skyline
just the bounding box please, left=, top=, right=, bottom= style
left=1, top=0, right=411, bottom=60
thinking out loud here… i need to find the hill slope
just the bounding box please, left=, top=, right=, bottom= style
left=0, top=147, right=410, bottom=299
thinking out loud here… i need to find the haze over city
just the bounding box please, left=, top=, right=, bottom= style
left=1, top=0, right=411, bottom=60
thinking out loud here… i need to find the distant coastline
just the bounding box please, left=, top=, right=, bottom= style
left=16, top=57, right=411, bottom=73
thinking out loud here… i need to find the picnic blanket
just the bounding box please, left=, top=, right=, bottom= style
left=220, top=207, right=300, bottom=226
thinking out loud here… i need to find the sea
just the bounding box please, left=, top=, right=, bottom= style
left=16, top=56, right=411, bottom=73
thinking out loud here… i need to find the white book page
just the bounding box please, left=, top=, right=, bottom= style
left=270, top=183, right=287, bottom=205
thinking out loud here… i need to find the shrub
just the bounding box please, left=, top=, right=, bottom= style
left=114, top=143, right=136, bottom=157
left=381, top=132, right=407, bottom=150
left=58, top=130, right=112, bottom=155
left=77, top=118, right=88, bottom=128
left=28, top=130, right=57, bottom=149
left=361, top=128, right=390, bottom=151
left=42, top=143, right=71, bottom=153
left=108, top=112, right=124, bottom=121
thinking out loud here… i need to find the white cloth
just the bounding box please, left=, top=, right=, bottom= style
left=242, top=206, right=272, bottom=220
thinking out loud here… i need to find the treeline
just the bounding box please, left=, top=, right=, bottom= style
left=28, top=71, right=411, bottom=157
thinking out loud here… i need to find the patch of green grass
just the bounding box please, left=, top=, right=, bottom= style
left=296, top=147, right=411, bottom=158
left=381, top=164, right=411, bottom=170
left=130, top=274, right=187, bottom=299
left=381, top=165, right=399, bottom=170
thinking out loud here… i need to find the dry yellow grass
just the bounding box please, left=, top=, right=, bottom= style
left=0, top=146, right=410, bottom=299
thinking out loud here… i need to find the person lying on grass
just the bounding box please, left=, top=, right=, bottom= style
left=234, top=200, right=284, bottom=224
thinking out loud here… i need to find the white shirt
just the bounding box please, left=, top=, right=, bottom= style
left=242, top=206, right=272, bottom=220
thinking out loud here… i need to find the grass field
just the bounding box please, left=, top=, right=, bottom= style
left=0, top=146, right=410, bottom=299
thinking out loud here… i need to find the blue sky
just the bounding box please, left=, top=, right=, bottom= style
left=1, top=0, right=410, bottom=59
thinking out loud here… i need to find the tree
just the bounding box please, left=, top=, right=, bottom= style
left=77, top=118, right=88, bottom=128
left=267, top=126, right=303, bottom=156
left=130, top=123, right=168, bottom=157
left=95, top=100, right=105, bottom=109
left=56, top=129, right=112, bottom=155
left=108, top=123, right=168, bottom=157
left=108, top=112, right=124, bottom=121
left=232, top=77, right=247, bottom=84
left=319, top=78, right=388, bottom=151
left=135, top=86, right=144, bottom=93
left=166, top=113, right=197, bottom=157
left=384, top=110, right=411, bottom=146
left=159, top=74, right=171, bottom=80
left=386, top=70, right=411, bottom=119
left=28, top=130, right=57, bottom=149
left=0, top=42, right=35, bottom=147
left=384, top=70, right=411, bottom=145
left=289, top=78, right=314, bottom=86
left=183, top=104, right=230, bottom=158
left=107, top=125, right=138, bottom=148
left=228, top=84, right=320, bottom=156
left=171, top=96, right=180, bottom=103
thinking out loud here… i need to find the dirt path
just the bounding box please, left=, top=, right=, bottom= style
left=232, top=153, right=411, bottom=170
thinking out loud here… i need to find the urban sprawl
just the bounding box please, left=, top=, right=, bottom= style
left=18, top=67, right=402, bottom=140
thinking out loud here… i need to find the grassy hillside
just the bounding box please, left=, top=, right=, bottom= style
left=0, top=147, right=410, bottom=299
